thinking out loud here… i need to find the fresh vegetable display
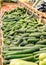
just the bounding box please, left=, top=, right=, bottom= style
left=2, top=7, right=46, bottom=47
left=2, top=7, right=46, bottom=65
left=3, top=45, right=46, bottom=65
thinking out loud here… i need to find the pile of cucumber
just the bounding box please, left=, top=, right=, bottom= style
left=2, top=7, right=46, bottom=65
left=3, top=45, right=46, bottom=65
left=2, top=7, right=46, bottom=47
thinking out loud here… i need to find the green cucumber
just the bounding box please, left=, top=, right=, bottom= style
left=7, top=47, right=33, bottom=51
left=15, top=30, right=25, bottom=33
left=21, top=56, right=38, bottom=62
left=3, top=46, right=40, bottom=56
left=27, top=38, right=39, bottom=43
left=42, top=32, right=46, bottom=36
left=26, top=29, right=38, bottom=33
left=30, top=33, right=41, bottom=37
left=15, top=37, right=23, bottom=46
left=37, top=39, right=46, bottom=44
left=20, top=40, right=27, bottom=46
left=22, top=33, right=29, bottom=37
left=4, top=54, right=32, bottom=60
left=33, top=50, right=46, bottom=55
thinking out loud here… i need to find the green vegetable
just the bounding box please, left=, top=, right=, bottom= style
left=37, top=40, right=46, bottom=44
left=4, top=54, right=32, bottom=60
left=9, top=59, right=37, bottom=65
left=4, top=45, right=40, bottom=56
left=30, top=33, right=41, bottom=38
left=2, top=7, right=46, bottom=65
left=39, top=53, right=46, bottom=61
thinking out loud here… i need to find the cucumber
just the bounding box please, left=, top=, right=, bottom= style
left=3, top=46, right=40, bottom=56
left=33, top=50, right=46, bottom=55
left=4, top=54, right=33, bottom=60
left=15, top=30, right=25, bottom=33
left=40, top=47, right=46, bottom=51
left=26, top=29, right=38, bottom=33
left=34, top=24, right=43, bottom=28
left=20, top=40, right=27, bottom=46
left=15, top=29, right=38, bottom=33
left=24, top=44, right=34, bottom=47
left=15, top=37, right=23, bottom=46
left=3, top=45, right=46, bottom=54
left=27, top=38, right=39, bottom=43
left=30, top=33, right=41, bottom=37
left=21, top=56, right=38, bottom=62
left=42, top=32, right=46, bottom=36
left=22, top=33, right=29, bottom=37
left=7, top=47, right=33, bottom=51
left=3, top=56, right=37, bottom=65
left=37, top=39, right=46, bottom=44
left=23, top=37, right=35, bottom=40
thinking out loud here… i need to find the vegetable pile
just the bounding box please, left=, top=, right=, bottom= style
left=2, top=7, right=46, bottom=47
left=3, top=45, right=46, bottom=65
left=2, top=7, right=46, bottom=65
